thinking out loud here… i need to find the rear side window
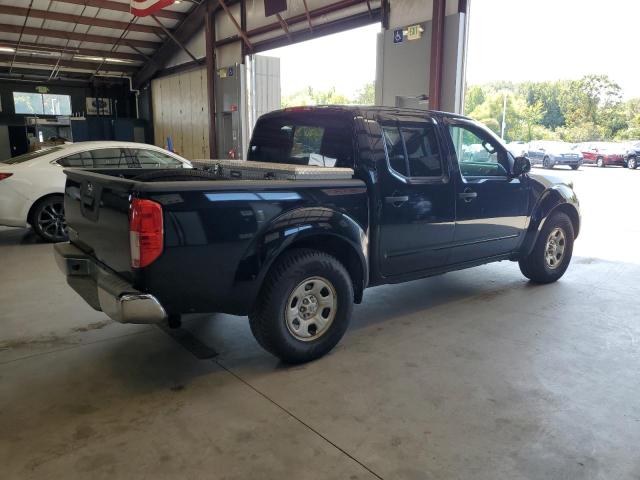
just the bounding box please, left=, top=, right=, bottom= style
left=132, top=149, right=184, bottom=167
left=248, top=115, right=354, bottom=168
left=91, top=148, right=133, bottom=168
left=58, top=152, right=93, bottom=167
left=382, top=124, right=444, bottom=178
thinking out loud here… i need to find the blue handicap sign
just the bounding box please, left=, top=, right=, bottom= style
left=393, top=28, right=403, bottom=44
left=228, top=67, right=234, bottom=77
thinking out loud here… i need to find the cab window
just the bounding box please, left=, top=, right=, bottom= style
left=448, top=125, right=509, bottom=178
left=248, top=115, right=354, bottom=168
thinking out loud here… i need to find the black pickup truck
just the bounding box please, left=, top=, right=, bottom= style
left=54, top=107, right=580, bottom=363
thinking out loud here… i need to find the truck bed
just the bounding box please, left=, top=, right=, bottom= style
left=62, top=166, right=368, bottom=316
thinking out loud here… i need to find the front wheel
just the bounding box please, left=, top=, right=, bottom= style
left=249, top=249, right=354, bottom=363
left=597, top=157, right=605, bottom=168
left=570, top=164, right=580, bottom=170
left=543, top=156, right=554, bottom=169
left=31, top=195, right=68, bottom=243
left=628, top=157, right=638, bottom=169
left=519, top=212, right=574, bottom=284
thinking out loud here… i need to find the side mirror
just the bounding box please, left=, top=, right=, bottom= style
left=512, top=156, right=531, bottom=176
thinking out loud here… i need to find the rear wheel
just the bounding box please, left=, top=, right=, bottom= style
left=597, top=157, right=605, bottom=168
left=519, top=212, right=574, bottom=284
left=249, top=248, right=354, bottom=363
left=628, top=156, right=638, bottom=169
left=31, top=195, right=67, bottom=243
left=570, top=164, right=580, bottom=170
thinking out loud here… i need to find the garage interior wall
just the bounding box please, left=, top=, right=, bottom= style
left=151, top=67, right=210, bottom=160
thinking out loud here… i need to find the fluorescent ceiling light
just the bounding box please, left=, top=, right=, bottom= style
left=74, top=55, right=133, bottom=64
left=0, top=46, right=15, bottom=52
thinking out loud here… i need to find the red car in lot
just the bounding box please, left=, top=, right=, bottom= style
left=580, top=142, right=627, bottom=167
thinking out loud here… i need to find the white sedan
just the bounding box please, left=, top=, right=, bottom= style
left=0, top=141, right=192, bottom=242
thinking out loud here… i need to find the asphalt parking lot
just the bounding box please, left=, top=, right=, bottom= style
left=1, top=165, right=639, bottom=479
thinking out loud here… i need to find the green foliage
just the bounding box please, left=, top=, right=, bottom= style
left=282, top=83, right=375, bottom=108
left=465, top=74, right=635, bottom=143
left=354, top=82, right=375, bottom=105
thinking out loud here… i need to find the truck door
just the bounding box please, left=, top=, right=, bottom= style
left=445, top=120, right=528, bottom=264
left=376, top=117, right=456, bottom=277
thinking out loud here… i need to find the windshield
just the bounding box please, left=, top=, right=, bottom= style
left=1, top=146, right=64, bottom=164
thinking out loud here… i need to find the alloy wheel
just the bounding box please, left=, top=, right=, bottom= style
left=38, top=200, right=67, bottom=241
left=544, top=227, right=566, bottom=270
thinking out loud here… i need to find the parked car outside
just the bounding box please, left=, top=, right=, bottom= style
left=623, top=140, right=640, bottom=169
left=527, top=141, right=583, bottom=169
left=580, top=142, right=626, bottom=167
left=54, top=106, right=581, bottom=363
left=0, top=141, right=192, bottom=242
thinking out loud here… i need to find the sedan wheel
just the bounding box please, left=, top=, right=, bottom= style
left=32, top=196, right=67, bottom=242
left=543, top=156, right=553, bottom=169
left=628, top=157, right=638, bottom=169
left=597, top=157, right=605, bottom=168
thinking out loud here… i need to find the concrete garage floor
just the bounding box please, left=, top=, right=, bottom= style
left=1, top=166, right=639, bottom=480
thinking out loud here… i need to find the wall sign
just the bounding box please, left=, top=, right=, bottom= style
left=35, top=86, right=49, bottom=93
left=393, top=28, right=404, bottom=44
left=86, top=97, right=112, bottom=115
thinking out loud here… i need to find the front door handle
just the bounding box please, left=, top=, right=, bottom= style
left=458, top=189, right=478, bottom=202
left=385, top=195, right=409, bottom=206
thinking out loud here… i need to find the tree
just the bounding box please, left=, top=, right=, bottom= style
left=354, top=82, right=375, bottom=105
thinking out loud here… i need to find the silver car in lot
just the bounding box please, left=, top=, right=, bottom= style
left=527, top=141, right=583, bottom=170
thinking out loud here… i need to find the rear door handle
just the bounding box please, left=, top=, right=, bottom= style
left=385, top=195, right=409, bottom=205
left=458, top=189, right=478, bottom=202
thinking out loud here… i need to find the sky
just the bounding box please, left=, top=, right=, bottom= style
left=261, top=23, right=380, bottom=98
left=263, top=0, right=639, bottom=100
left=466, top=0, right=640, bottom=99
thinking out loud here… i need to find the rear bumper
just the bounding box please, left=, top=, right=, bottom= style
left=54, top=242, right=167, bottom=324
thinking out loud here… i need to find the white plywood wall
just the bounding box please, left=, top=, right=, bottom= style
left=151, top=67, right=210, bottom=160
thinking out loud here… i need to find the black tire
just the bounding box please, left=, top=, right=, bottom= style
left=628, top=157, right=638, bottom=169
left=249, top=248, right=354, bottom=364
left=543, top=156, right=554, bottom=169
left=31, top=195, right=68, bottom=243
left=597, top=157, right=605, bottom=168
left=131, top=169, right=220, bottom=182
left=519, top=212, right=574, bottom=284
left=570, top=165, right=580, bottom=170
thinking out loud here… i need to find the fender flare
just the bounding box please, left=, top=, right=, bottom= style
left=232, top=207, right=369, bottom=309
left=520, top=184, right=580, bottom=258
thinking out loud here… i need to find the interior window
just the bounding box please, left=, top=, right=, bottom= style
left=382, top=124, right=443, bottom=178
left=401, top=127, right=443, bottom=177
left=133, top=149, right=183, bottom=168
left=448, top=125, right=509, bottom=178
left=248, top=115, right=353, bottom=168
left=90, top=148, right=132, bottom=168
left=382, top=126, right=407, bottom=176
left=58, top=152, right=93, bottom=167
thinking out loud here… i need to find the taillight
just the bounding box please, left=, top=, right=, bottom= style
left=129, top=198, right=163, bottom=268
left=0, top=173, right=13, bottom=181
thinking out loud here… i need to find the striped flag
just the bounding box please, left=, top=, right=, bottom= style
left=130, top=0, right=174, bottom=17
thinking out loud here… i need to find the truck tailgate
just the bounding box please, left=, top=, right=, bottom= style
left=64, top=170, right=135, bottom=281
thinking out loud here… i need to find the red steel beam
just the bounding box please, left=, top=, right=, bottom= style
left=0, top=5, right=165, bottom=35
left=0, top=23, right=160, bottom=49
left=429, top=0, right=445, bottom=110
left=205, top=4, right=218, bottom=158
left=51, top=0, right=185, bottom=21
